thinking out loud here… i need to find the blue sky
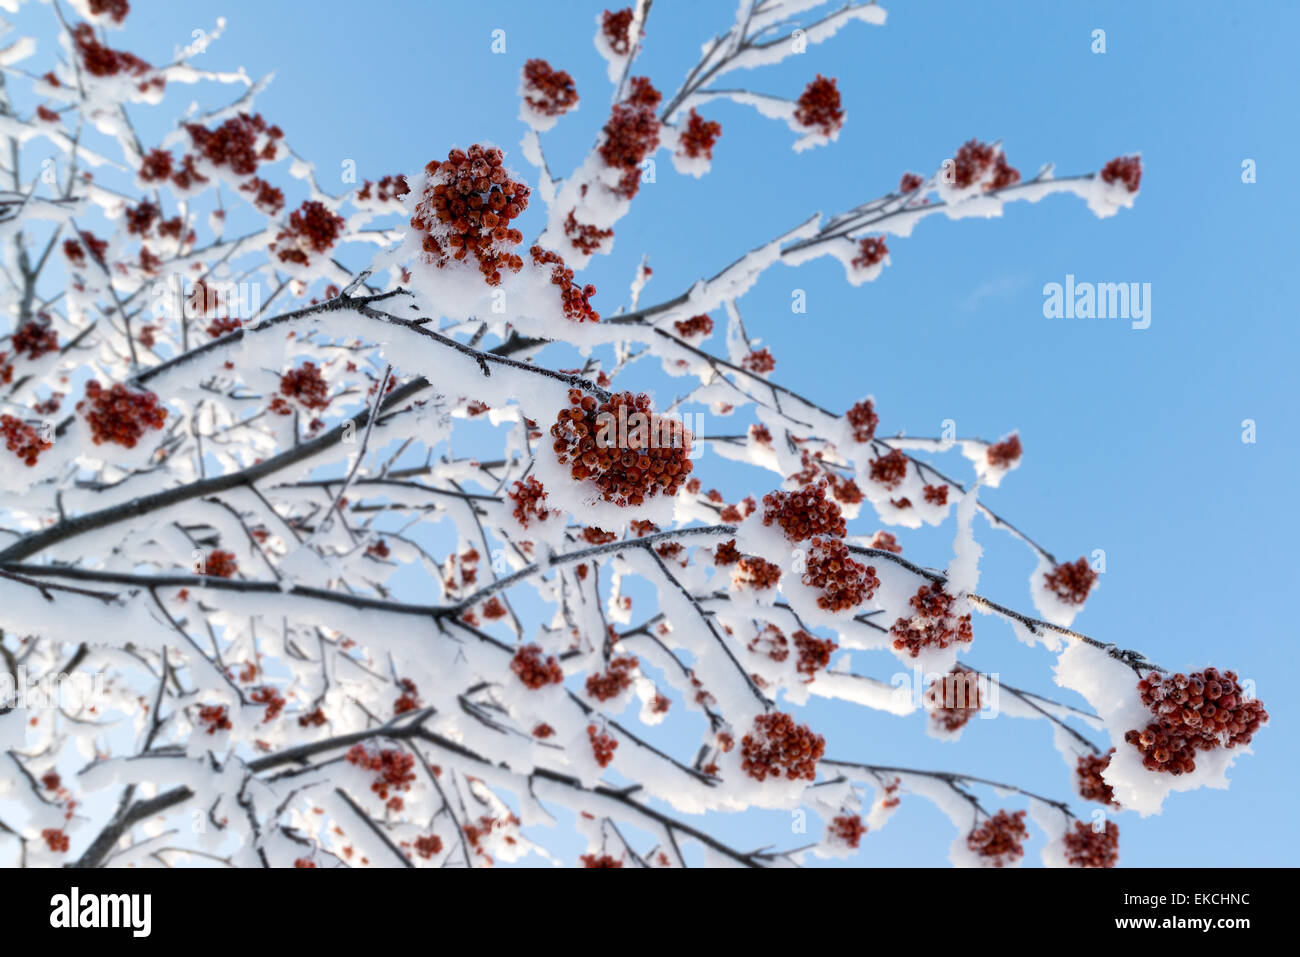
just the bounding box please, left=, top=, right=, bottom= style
left=14, top=0, right=1297, bottom=866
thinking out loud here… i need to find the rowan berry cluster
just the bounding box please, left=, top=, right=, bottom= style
left=678, top=108, right=722, bottom=160
left=1063, top=820, right=1119, bottom=868
left=829, top=814, right=867, bottom=849
left=203, top=550, right=238, bottom=578
left=714, top=538, right=741, bottom=565
left=741, top=711, right=825, bottom=782
left=42, top=829, right=70, bottom=853
left=72, top=22, right=154, bottom=84
left=530, top=246, right=600, bottom=322
left=550, top=389, right=693, bottom=506
left=601, top=8, right=636, bottom=55
left=794, top=75, right=844, bottom=137
left=869, top=448, right=909, bottom=489
left=846, top=398, right=879, bottom=443
left=0, top=415, right=50, bottom=466
left=599, top=77, right=661, bottom=199
left=356, top=175, right=410, bottom=204
left=966, top=808, right=1027, bottom=867
left=393, top=678, right=421, bottom=715
left=274, top=200, right=345, bottom=266
left=792, top=629, right=838, bottom=679
left=508, top=476, right=550, bottom=527
left=1076, top=750, right=1119, bottom=807
left=242, top=177, right=285, bottom=214
left=927, top=667, right=981, bottom=732
left=673, top=314, right=713, bottom=339
left=1044, top=557, right=1098, bottom=605
left=1101, top=155, right=1142, bottom=192
left=923, top=484, right=948, bottom=506
left=270, top=361, right=330, bottom=414
left=410, top=145, right=530, bottom=286
left=803, top=537, right=879, bottom=613
left=185, top=113, right=282, bottom=176
left=585, top=656, right=637, bottom=701
left=852, top=236, right=888, bottom=269
left=890, top=583, right=974, bottom=657
left=1125, top=668, right=1268, bottom=774
left=511, top=644, right=564, bottom=689
left=986, top=434, right=1022, bottom=468
left=250, top=684, right=285, bottom=723
left=741, top=348, right=776, bottom=374
left=735, top=554, right=783, bottom=590
left=869, top=530, right=902, bottom=554
left=761, top=483, right=846, bottom=542
left=581, top=853, right=624, bottom=868
left=899, top=171, right=924, bottom=193
left=949, top=139, right=996, bottom=189
left=345, top=744, right=417, bottom=803
left=522, top=59, right=579, bottom=117
left=562, top=210, right=614, bottom=256
left=77, top=380, right=166, bottom=447
left=63, top=231, right=107, bottom=266
left=582, top=526, right=617, bottom=545
left=197, top=704, right=232, bottom=735
left=588, top=724, right=618, bottom=768
left=413, top=835, right=443, bottom=859
left=89, top=0, right=130, bottom=23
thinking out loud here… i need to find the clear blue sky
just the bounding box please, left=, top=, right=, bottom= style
left=18, top=1, right=1298, bottom=866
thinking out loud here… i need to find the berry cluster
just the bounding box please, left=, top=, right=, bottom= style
left=949, top=139, right=996, bottom=189
left=250, top=684, right=285, bottom=723
left=869, top=448, right=909, bottom=490
left=735, top=554, right=782, bottom=590
left=677, top=109, right=722, bottom=160
left=852, top=236, right=888, bottom=269
left=588, top=724, right=619, bottom=768
left=966, top=809, right=1027, bottom=867
left=197, top=704, right=232, bottom=735
left=1044, top=557, right=1098, bottom=605
left=1125, top=668, right=1268, bottom=774
left=761, top=483, right=846, bottom=542
left=846, top=398, right=879, bottom=443
left=550, top=389, right=693, bottom=506
left=562, top=210, right=614, bottom=256
left=508, top=476, right=550, bottom=528
left=987, top=153, right=1021, bottom=190
left=413, top=835, right=443, bottom=859
left=270, top=361, right=330, bottom=414
left=206, top=317, right=242, bottom=338
left=741, top=711, right=825, bottom=782
left=869, top=530, right=902, bottom=554
left=673, top=314, right=713, bottom=339
left=1101, top=155, right=1142, bottom=192
left=1063, top=820, right=1119, bottom=868
left=88, top=0, right=131, bottom=23
left=582, top=526, right=617, bottom=545
left=411, top=145, right=530, bottom=286
left=829, top=814, right=867, bottom=849
left=530, top=246, right=600, bottom=322
left=599, top=77, right=661, bottom=199
left=792, top=629, right=838, bottom=679
left=393, top=678, right=421, bottom=715
left=585, top=656, right=637, bottom=701
left=42, top=829, right=70, bottom=853
left=741, top=348, right=776, bottom=375
left=185, top=113, right=282, bottom=176
left=77, top=380, right=166, bottom=448
left=803, top=537, right=879, bottom=613
left=580, top=853, right=624, bottom=868
left=601, top=8, right=636, bottom=55
left=511, top=644, right=564, bottom=689
left=345, top=744, right=417, bottom=805
left=0, top=415, right=51, bottom=466
left=356, top=175, right=410, bottom=204
left=793, top=75, right=844, bottom=137
left=274, top=200, right=345, bottom=266
left=522, top=59, right=579, bottom=117
left=986, top=434, right=1022, bottom=468
left=890, top=583, right=974, bottom=658
left=72, top=22, right=155, bottom=84
left=203, top=550, right=238, bottom=579
left=1076, top=750, right=1120, bottom=807
left=242, top=177, right=285, bottom=214
left=714, top=538, right=741, bottom=565
left=927, top=667, right=981, bottom=732
left=899, top=171, right=924, bottom=193
left=923, top=484, right=948, bottom=506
